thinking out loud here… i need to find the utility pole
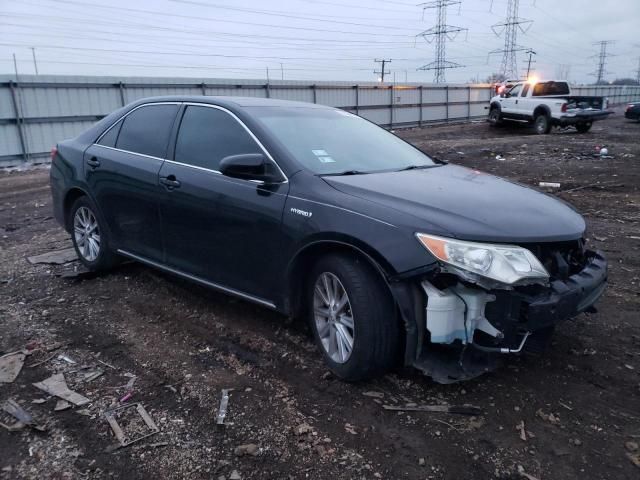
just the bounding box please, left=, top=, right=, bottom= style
left=590, top=40, right=614, bottom=84
left=524, top=49, right=536, bottom=78
left=489, top=0, right=532, bottom=79
left=266, top=66, right=270, bottom=82
left=374, top=58, right=391, bottom=83
left=31, top=47, right=39, bottom=75
left=417, top=0, right=467, bottom=83
left=280, top=62, right=284, bottom=81
left=556, top=64, right=571, bottom=81
left=12, top=53, right=19, bottom=80
left=636, top=57, right=640, bottom=84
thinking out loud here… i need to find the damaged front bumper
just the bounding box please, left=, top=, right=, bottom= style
left=406, top=250, right=607, bottom=383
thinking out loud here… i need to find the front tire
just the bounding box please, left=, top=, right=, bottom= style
left=488, top=107, right=502, bottom=127
left=69, top=196, right=119, bottom=271
left=534, top=114, right=552, bottom=135
left=308, top=253, right=400, bottom=381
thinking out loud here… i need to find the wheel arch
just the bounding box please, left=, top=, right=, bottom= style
left=62, top=187, right=91, bottom=232
left=533, top=104, right=551, bottom=118
left=285, top=236, right=422, bottom=366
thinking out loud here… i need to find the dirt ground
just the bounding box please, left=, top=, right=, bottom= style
left=1, top=109, right=638, bottom=480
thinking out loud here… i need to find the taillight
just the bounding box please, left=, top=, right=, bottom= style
left=50, top=146, right=58, bottom=161
left=561, top=103, right=568, bottom=113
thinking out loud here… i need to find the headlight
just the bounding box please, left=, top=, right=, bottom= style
left=416, top=233, right=549, bottom=285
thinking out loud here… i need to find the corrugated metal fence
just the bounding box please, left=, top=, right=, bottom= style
left=1, top=74, right=639, bottom=167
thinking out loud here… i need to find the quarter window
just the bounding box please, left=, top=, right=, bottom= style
left=97, top=119, right=122, bottom=147
left=116, top=104, right=179, bottom=158
left=174, top=106, right=262, bottom=171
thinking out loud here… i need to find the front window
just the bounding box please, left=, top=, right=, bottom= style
left=247, top=107, right=435, bottom=175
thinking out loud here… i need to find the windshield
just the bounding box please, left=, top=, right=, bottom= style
left=246, top=107, right=435, bottom=175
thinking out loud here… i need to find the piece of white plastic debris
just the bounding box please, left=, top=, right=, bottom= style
left=539, top=182, right=561, bottom=188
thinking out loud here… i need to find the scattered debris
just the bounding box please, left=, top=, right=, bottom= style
left=234, top=443, right=259, bottom=456
left=96, top=358, right=117, bottom=370
left=0, top=351, right=26, bottom=383
left=382, top=404, right=482, bottom=416
left=517, top=465, right=541, bottom=480
left=1, top=399, right=46, bottom=431
left=536, top=408, right=560, bottom=425
left=495, top=154, right=505, bottom=161
left=229, top=470, right=241, bottom=480
left=626, top=441, right=639, bottom=452
left=27, top=247, right=78, bottom=265
left=216, top=388, right=232, bottom=426
left=295, top=423, right=312, bottom=436
left=344, top=423, right=358, bottom=435
left=83, top=369, right=104, bottom=382
left=120, top=392, right=134, bottom=403
left=33, top=373, right=90, bottom=406
left=362, top=391, right=384, bottom=399
left=104, top=403, right=159, bottom=448
left=57, top=354, right=77, bottom=364
left=627, top=452, right=640, bottom=469
left=54, top=400, right=72, bottom=412
left=539, top=181, right=561, bottom=188
left=516, top=420, right=527, bottom=441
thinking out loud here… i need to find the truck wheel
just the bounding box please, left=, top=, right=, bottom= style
left=69, top=196, right=119, bottom=271
left=575, top=122, right=592, bottom=133
left=534, top=114, right=551, bottom=135
left=307, top=253, right=400, bottom=381
left=488, top=107, right=502, bottom=127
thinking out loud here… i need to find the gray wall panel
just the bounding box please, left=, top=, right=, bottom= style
left=1, top=74, right=638, bottom=167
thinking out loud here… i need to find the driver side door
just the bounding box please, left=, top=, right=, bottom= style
left=499, top=83, right=522, bottom=117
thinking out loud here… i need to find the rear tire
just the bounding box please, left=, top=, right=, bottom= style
left=575, top=122, right=592, bottom=133
left=534, top=114, right=551, bottom=135
left=69, top=196, right=119, bottom=271
left=307, top=253, right=400, bottom=381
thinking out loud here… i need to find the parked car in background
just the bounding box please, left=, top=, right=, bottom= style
left=488, top=80, right=613, bottom=134
left=625, top=101, right=640, bottom=121
left=50, top=96, right=607, bottom=383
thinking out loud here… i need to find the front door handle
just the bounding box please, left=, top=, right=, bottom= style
left=87, top=157, right=100, bottom=168
left=160, top=175, right=181, bottom=190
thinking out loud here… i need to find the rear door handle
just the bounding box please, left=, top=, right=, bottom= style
left=160, top=175, right=181, bottom=189
left=87, top=157, right=100, bottom=168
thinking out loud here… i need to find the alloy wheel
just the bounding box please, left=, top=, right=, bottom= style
left=313, top=272, right=355, bottom=364
left=73, top=206, right=101, bottom=262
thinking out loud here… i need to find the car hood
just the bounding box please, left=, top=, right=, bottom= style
left=323, top=164, right=585, bottom=243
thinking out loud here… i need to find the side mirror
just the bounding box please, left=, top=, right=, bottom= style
left=219, top=153, right=281, bottom=182
left=500, top=92, right=506, bottom=98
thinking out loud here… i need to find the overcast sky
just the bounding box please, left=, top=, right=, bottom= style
left=0, top=0, right=638, bottom=84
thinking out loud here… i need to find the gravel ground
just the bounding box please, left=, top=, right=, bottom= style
left=1, top=109, right=638, bottom=480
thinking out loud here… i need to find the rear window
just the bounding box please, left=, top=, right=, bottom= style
left=116, top=104, right=179, bottom=158
left=533, top=81, right=570, bottom=96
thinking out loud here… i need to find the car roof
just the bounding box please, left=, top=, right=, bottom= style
left=129, top=95, right=331, bottom=110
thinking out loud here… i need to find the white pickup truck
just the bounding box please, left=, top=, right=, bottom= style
left=488, top=80, right=612, bottom=134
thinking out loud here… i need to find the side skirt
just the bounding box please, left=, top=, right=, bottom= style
left=117, top=249, right=277, bottom=310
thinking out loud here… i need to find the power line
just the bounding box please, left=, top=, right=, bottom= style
left=374, top=59, right=391, bottom=83
left=590, top=40, right=614, bottom=84
left=416, top=1, right=467, bottom=83
left=489, top=0, right=532, bottom=79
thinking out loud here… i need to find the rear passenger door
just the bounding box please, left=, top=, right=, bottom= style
left=84, top=102, right=180, bottom=261
left=158, top=104, right=289, bottom=303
